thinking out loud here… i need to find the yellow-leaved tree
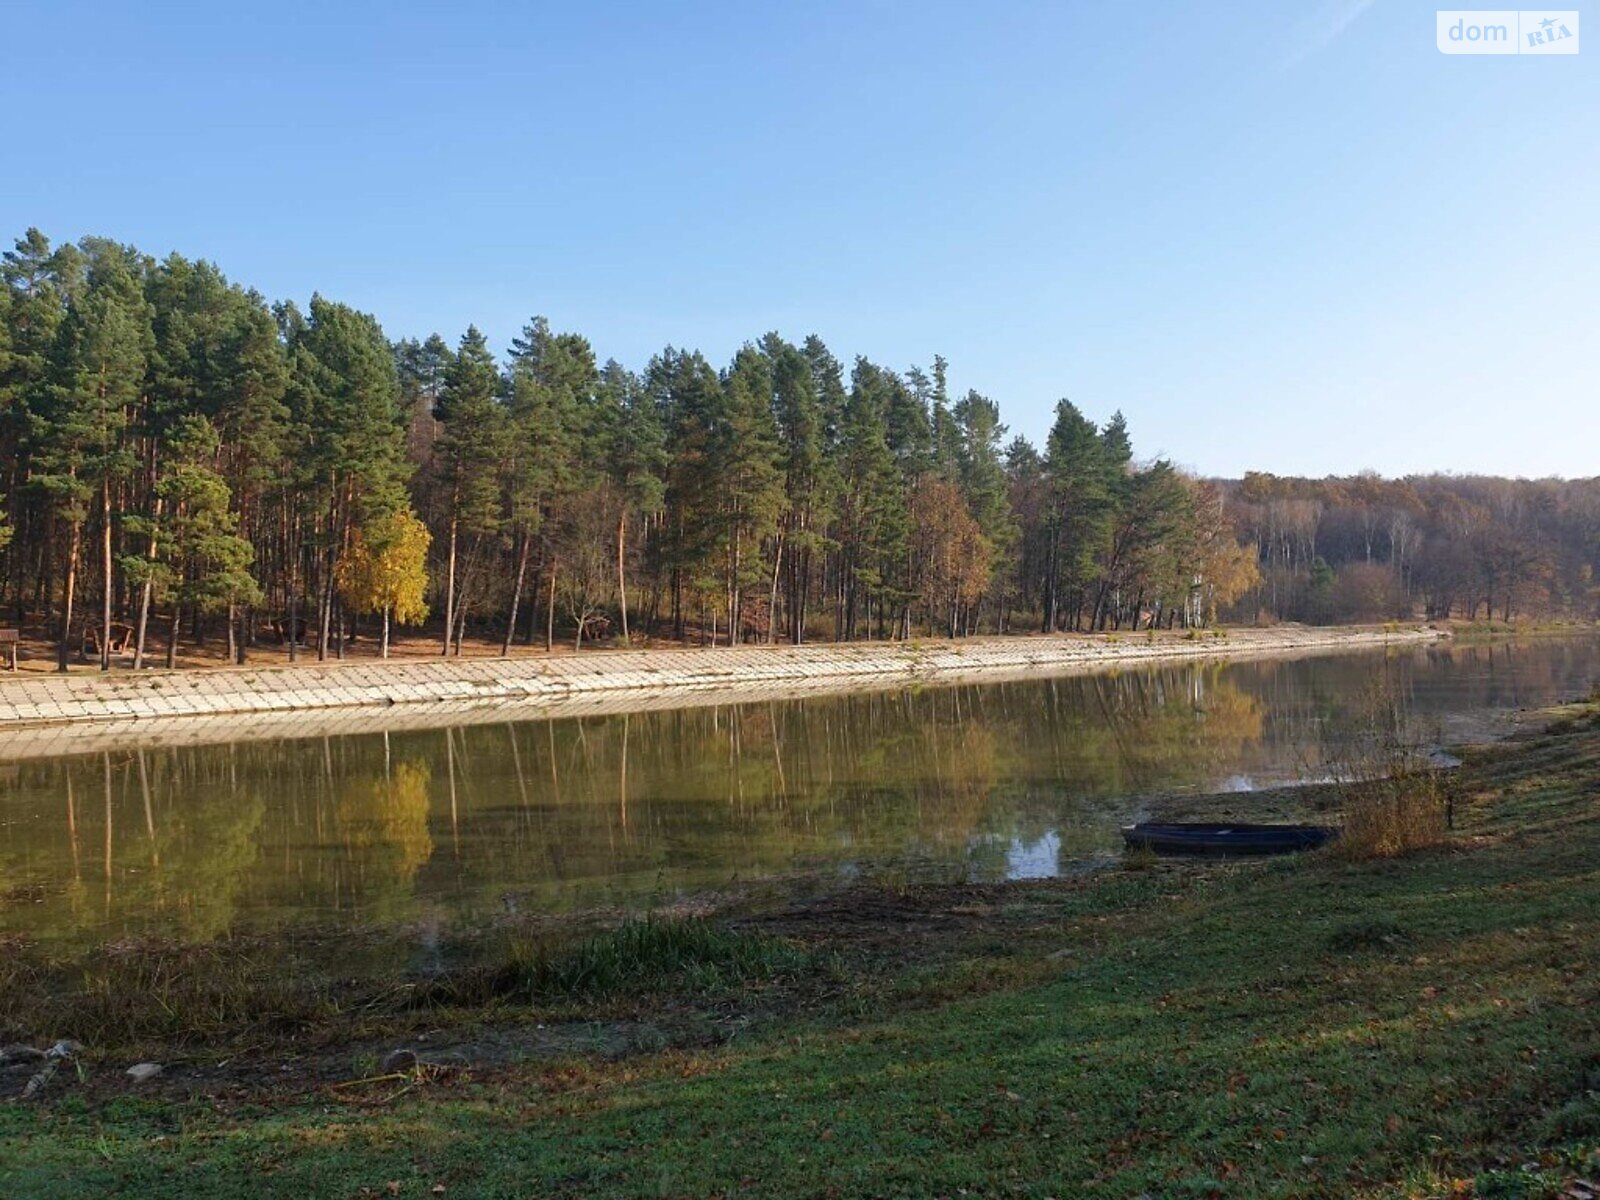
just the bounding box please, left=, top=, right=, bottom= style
left=337, top=510, right=431, bottom=657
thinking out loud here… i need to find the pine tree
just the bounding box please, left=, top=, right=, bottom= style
left=1042, top=399, right=1113, bottom=632
left=433, top=326, right=505, bottom=655
left=837, top=359, right=906, bottom=639
left=651, top=347, right=724, bottom=641
left=504, top=317, right=597, bottom=650
left=953, top=389, right=1016, bottom=630
left=152, top=416, right=262, bottom=667
left=760, top=334, right=827, bottom=642
left=1088, top=410, right=1137, bottom=629
left=287, top=296, right=409, bottom=659
left=32, top=242, right=150, bottom=669
left=598, top=359, right=664, bottom=642
left=799, top=335, right=847, bottom=639
left=718, top=346, right=784, bottom=641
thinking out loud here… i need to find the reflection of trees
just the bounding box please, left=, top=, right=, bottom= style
left=332, top=760, right=434, bottom=920
left=143, top=751, right=266, bottom=940
left=3, top=637, right=1597, bottom=947
left=0, top=749, right=266, bottom=943
left=405, top=664, right=1269, bottom=913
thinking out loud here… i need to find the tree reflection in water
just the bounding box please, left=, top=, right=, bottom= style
left=0, top=637, right=1595, bottom=947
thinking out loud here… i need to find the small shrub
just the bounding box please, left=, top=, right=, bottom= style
left=1325, top=671, right=1451, bottom=859
left=1334, top=770, right=1449, bottom=859
left=1122, top=844, right=1159, bottom=872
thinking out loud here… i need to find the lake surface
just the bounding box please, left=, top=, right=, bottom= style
left=2, top=636, right=1597, bottom=948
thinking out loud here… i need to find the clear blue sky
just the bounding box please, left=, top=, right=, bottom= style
left=4, top=1, right=1595, bottom=478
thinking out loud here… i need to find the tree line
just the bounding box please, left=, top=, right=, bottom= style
left=0, top=229, right=1591, bottom=670
left=1223, top=472, right=1600, bottom=625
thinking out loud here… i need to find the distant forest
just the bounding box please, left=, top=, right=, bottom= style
left=1, top=230, right=1595, bottom=668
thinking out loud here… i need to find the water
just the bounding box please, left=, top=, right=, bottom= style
left=2, top=636, right=1596, bottom=948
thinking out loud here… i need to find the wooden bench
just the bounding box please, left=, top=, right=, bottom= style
left=81, top=622, right=137, bottom=661
left=0, top=628, right=17, bottom=671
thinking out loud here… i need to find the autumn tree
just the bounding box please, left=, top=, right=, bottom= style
left=908, top=475, right=990, bottom=637
left=337, top=509, right=431, bottom=657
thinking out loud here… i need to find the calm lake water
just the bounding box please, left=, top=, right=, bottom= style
left=2, top=636, right=1597, bottom=948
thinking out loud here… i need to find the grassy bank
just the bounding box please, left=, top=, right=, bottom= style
left=3, top=704, right=1599, bottom=1197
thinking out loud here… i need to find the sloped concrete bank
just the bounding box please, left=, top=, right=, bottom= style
left=0, top=626, right=1446, bottom=759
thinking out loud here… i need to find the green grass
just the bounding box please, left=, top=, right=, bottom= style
left=3, top=710, right=1599, bottom=1198
left=418, top=916, right=817, bottom=1009
left=0, top=918, right=813, bottom=1059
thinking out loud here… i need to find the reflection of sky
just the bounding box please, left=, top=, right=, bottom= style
left=1003, top=830, right=1061, bottom=881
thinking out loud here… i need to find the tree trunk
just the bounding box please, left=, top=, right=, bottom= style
left=545, top=557, right=557, bottom=652
left=317, top=548, right=334, bottom=662
left=288, top=564, right=300, bottom=663
left=133, top=496, right=161, bottom=671
left=381, top=606, right=391, bottom=659
left=766, top=537, right=783, bottom=645
left=226, top=600, right=238, bottom=664
left=1041, top=538, right=1057, bottom=634
left=133, top=577, right=154, bottom=671
left=58, top=520, right=82, bottom=673
left=503, top=529, right=530, bottom=657
left=100, top=481, right=113, bottom=671
left=616, top=512, right=630, bottom=643
left=166, top=604, right=180, bottom=670
left=442, top=511, right=458, bottom=657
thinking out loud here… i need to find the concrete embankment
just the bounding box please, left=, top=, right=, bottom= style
left=0, top=626, right=1446, bottom=759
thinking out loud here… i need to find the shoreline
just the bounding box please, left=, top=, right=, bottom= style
left=0, top=625, right=1445, bottom=759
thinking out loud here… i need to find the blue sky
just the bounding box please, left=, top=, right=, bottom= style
left=4, top=1, right=1595, bottom=477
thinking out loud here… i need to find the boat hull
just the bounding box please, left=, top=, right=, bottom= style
left=1122, top=822, right=1338, bottom=856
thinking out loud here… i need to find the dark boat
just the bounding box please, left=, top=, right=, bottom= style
left=1121, top=822, right=1338, bottom=856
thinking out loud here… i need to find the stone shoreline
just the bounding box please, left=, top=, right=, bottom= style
left=0, top=626, right=1448, bottom=761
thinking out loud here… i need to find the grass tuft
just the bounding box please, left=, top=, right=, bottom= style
left=526, top=917, right=807, bottom=998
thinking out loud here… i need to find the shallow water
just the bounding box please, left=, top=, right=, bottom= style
left=1, top=636, right=1596, bottom=948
